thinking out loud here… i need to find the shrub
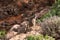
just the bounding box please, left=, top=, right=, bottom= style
left=40, top=16, right=60, bottom=40
left=26, top=34, right=55, bottom=40
left=0, top=30, right=6, bottom=38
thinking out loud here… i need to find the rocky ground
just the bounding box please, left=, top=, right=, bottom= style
left=5, top=16, right=60, bottom=40
left=6, top=25, right=42, bottom=40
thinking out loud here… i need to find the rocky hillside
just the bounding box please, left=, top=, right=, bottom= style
left=0, top=0, right=56, bottom=40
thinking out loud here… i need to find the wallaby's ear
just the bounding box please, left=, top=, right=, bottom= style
left=23, top=0, right=29, bottom=3
left=16, top=0, right=29, bottom=7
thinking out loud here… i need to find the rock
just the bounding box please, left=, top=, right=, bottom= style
left=9, top=33, right=26, bottom=40
left=6, top=24, right=20, bottom=39
left=6, top=23, right=31, bottom=39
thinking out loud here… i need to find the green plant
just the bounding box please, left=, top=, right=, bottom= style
left=0, top=30, right=6, bottom=38
left=37, top=0, right=60, bottom=22
left=26, top=34, right=55, bottom=40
